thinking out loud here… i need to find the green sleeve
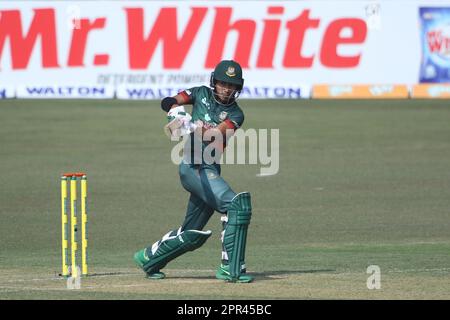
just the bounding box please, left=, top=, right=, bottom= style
left=228, top=109, right=245, bottom=129
left=180, top=87, right=200, bottom=104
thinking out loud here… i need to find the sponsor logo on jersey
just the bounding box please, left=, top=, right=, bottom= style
left=219, top=111, right=228, bottom=121
left=207, top=172, right=218, bottom=179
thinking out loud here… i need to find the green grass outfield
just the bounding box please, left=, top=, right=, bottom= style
left=0, top=99, right=449, bottom=299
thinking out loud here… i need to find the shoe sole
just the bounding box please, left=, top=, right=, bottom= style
left=217, top=268, right=253, bottom=283
left=146, top=272, right=166, bottom=280
left=224, top=277, right=253, bottom=283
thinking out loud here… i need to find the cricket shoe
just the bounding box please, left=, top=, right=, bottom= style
left=133, top=249, right=166, bottom=280
left=215, top=263, right=253, bottom=283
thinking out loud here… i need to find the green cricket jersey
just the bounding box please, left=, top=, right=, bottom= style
left=179, top=85, right=245, bottom=165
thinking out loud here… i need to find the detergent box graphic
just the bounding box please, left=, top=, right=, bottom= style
left=419, top=7, right=450, bottom=83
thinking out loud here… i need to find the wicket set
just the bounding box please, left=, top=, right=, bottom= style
left=61, top=172, right=88, bottom=278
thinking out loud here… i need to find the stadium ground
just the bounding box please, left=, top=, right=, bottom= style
left=0, top=99, right=449, bottom=299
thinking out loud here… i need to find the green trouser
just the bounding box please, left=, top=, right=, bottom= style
left=179, top=161, right=236, bottom=230
left=179, top=161, right=252, bottom=279
left=142, top=161, right=250, bottom=276
left=179, top=161, right=238, bottom=267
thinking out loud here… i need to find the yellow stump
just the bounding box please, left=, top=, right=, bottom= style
left=61, top=172, right=88, bottom=277
left=61, top=177, right=69, bottom=277
left=70, top=176, right=78, bottom=278
left=81, top=175, right=88, bottom=276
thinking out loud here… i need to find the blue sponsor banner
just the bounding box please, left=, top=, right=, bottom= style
left=117, top=87, right=188, bottom=100
left=240, top=86, right=310, bottom=99
left=419, top=7, right=450, bottom=83
left=116, top=85, right=310, bottom=100
left=17, top=86, right=114, bottom=99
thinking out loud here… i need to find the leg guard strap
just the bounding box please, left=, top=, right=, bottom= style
left=143, top=228, right=212, bottom=275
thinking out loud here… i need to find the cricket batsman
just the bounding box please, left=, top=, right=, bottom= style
left=133, top=60, right=253, bottom=283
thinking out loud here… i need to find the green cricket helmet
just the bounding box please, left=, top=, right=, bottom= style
left=210, top=60, right=244, bottom=105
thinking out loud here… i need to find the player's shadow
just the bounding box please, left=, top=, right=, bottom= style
left=251, top=269, right=336, bottom=281
left=168, top=269, right=336, bottom=281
